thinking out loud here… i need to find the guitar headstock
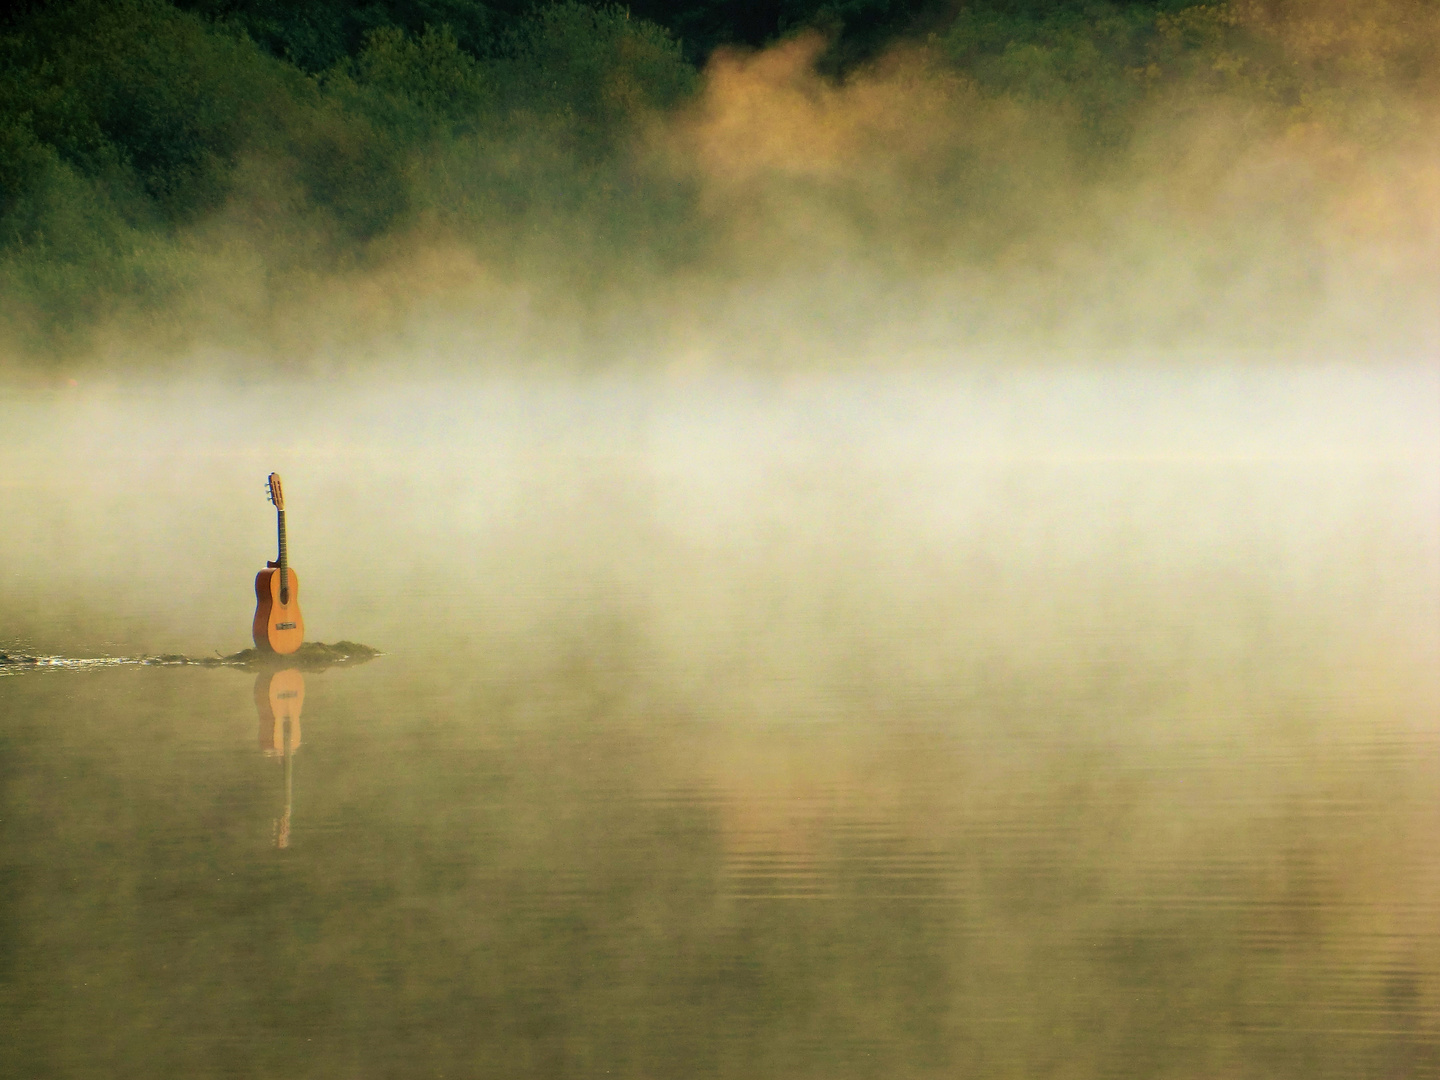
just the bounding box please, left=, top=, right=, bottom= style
left=266, top=472, right=285, bottom=511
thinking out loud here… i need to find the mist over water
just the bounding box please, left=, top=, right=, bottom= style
left=5, top=1, right=1440, bottom=1072
left=3, top=359, right=1439, bottom=1077
left=5, top=361, right=1437, bottom=669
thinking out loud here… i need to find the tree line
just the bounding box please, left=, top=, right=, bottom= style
left=1, top=0, right=1432, bottom=357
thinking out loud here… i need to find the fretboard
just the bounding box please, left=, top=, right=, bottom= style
left=276, top=509, right=289, bottom=601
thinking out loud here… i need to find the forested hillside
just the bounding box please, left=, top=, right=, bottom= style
left=2, top=0, right=1436, bottom=361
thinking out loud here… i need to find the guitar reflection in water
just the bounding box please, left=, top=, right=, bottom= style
left=255, top=668, right=305, bottom=848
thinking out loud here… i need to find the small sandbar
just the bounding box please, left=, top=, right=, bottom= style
left=0, top=641, right=379, bottom=676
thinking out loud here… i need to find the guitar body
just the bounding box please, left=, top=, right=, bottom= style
left=253, top=567, right=305, bottom=654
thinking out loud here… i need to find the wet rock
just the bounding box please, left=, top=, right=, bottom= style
left=219, top=641, right=381, bottom=672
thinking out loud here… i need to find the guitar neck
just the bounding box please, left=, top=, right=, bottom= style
left=276, top=509, right=288, bottom=573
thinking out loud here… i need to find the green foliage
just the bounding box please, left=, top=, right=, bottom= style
left=296, top=25, right=491, bottom=239
left=173, top=0, right=530, bottom=71
left=495, top=3, right=696, bottom=151
left=0, top=0, right=303, bottom=347
left=931, top=1, right=1413, bottom=147
left=336, top=25, right=489, bottom=135
left=937, top=3, right=1219, bottom=143
left=0, top=0, right=703, bottom=350
left=1, top=0, right=294, bottom=217
left=0, top=0, right=1433, bottom=360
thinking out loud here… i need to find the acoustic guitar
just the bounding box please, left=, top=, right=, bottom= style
left=253, top=472, right=305, bottom=654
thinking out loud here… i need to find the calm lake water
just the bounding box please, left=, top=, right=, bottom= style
left=2, top=363, right=1439, bottom=1078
